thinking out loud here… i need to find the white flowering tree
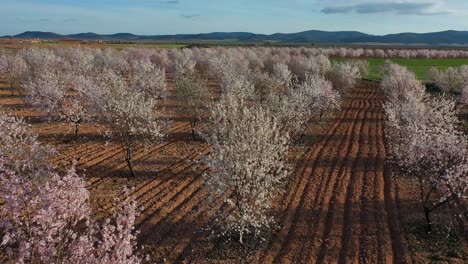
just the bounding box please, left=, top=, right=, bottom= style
left=383, top=65, right=468, bottom=232
left=461, top=86, right=468, bottom=105
left=427, top=65, right=468, bottom=94
left=175, top=73, right=210, bottom=140
left=265, top=74, right=341, bottom=140
left=24, top=72, right=94, bottom=140
left=203, top=95, right=289, bottom=242
left=296, top=74, right=341, bottom=119
left=129, top=58, right=167, bottom=99
left=326, top=61, right=361, bottom=93
left=90, top=70, right=166, bottom=177
left=1, top=53, right=28, bottom=96
left=349, top=59, right=369, bottom=78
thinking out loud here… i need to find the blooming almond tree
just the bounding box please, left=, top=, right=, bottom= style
left=427, top=65, right=468, bottom=94
left=93, top=48, right=129, bottom=75
left=90, top=70, right=166, bottom=177
left=2, top=53, right=28, bottom=96
left=265, top=74, right=341, bottom=140
left=203, top=95, right=289, bottom=242
left=174, top=73, right=211, bottom=140
left=383, top=65, right=468, bottom=232
left=25, top=72, right=94, bottom=140
left=461, top=86, right=468, bottom=105
left=349, top=60, right=369, bottom=78
left=0, top=113, right=56, bottom=178
left=380, top=61, right=426, bottom=103
left=0, top=52, right=7, bottom=76
left=129, top=58, right=167, bottom=99
left=0, top=161, right=142, bottom=264
left=385, top=98, right=468, bottom=232
left=326, top=61, right=361, bottom=93
left=0, top=113, right=142, bottom=264
left=296, top=74, right=341, bottom=119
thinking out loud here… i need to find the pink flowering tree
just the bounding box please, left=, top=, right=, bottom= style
left=0, top=113, right=143, bottom=263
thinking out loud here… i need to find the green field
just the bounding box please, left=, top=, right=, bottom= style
left=333, top=58, right=468, bottom=81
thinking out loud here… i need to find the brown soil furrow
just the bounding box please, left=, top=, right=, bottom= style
left=374, top=105, right=394, bottom=263
left=83, top=122, right=188, bottom=172
left=253, top=94, right=357, bottom=263
left=357, top=107, right=379, bottom=263
left=150, top=190, right=225, bottom=263
left=325, top=93, right=370, bottom=263
left=383, top=117, right=410, bottom=263
left=136, top=173, right=204, bottom=237
left=301, top=98, right=371, bottom=263
left=277, top=98, right=364, bottom=263
left=315, top=98, right=369, bottom=264
left=85, top=126, right=198, bottom=191
left=172, top=193, right=236, bottom=263
left=51, top=120, right=187, bottom=170
left=96, top=145, right=209, bottom=218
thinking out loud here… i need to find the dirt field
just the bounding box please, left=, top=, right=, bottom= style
left=1, top=75, right=465, bottom=263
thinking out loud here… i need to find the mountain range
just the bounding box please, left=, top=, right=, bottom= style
left=3, top=30, right=468, bottom=45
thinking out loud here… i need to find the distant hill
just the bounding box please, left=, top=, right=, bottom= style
left=13, top=31, right=65, bottom=39
left=3, top=30, right=468, bottom=45
left=347, top=30, right=468, bottom=45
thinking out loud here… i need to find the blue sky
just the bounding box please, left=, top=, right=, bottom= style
left=0, top=0, right=467, bottom=36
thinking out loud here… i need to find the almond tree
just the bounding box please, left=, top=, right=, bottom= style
left=461, top=86, right=468, bottom=105
left=57, top=47, right=96, bottom=76
left=298, top=74, right=341, bottom=119
left=380, top=60, right=426, bottom=102
left=174, top=73, right=210, bottom=140
left=0, top=162, right=142, bottom=264
left=90, top=70, right=166, bottom=177
left=93, top=48, right=129, bottom=75
left=0, top=52, right=7, bottom=76
left=20, top=47, right=67, bottom=78
left=2, top=53, right=28, bottom=96
left=24, top=72, right=94, bottom=140
left=385, top=96, right=468, bottom=232
left=326, top=61, right=361, bottom=93
left=265, top=74, right=341, bottom=139
left=0, top=113, right=56, bottom=177
left=349, top=59, right=369, bottom=78
left=383, top=64, right=468, bottom=232
left=129, top=58, right=167, bottom=99
left=429, top=65, right=468, bottom=94
left=172, top=49, right=196, bottom=76
left=203, top=95, right=289, bottom=242
left=253, top=63, right=293, bottom=102
left=0, top=113, right=142, bottom=264
left=288, top=54, right=330, bottom=81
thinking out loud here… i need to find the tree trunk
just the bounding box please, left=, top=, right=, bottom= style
left=320, top=110, right=323, bottom=119
left=124, top=145, right=136, bottom=177
left=9, top=80, right=13, bottom=96
left=424, top=206, right=432, bottom=233
left=74, top=122, right=80, bottom=141
left=190, top=120, right=196, bottom=141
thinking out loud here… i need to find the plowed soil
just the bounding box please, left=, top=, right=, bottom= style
left=0, top=78, right=414, bottom=263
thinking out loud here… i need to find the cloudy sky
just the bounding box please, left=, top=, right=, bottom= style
left=0, top=0, right=467, bottom=36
